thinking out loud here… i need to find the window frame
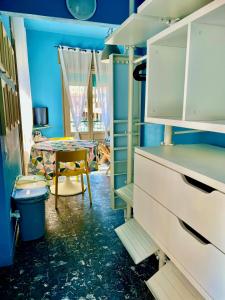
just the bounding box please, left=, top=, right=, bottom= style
left=61, top=66, right=105, bottom=140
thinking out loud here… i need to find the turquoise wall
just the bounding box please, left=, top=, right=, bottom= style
left=0, top=15, right=22, bottom=267
left=0, top=14, right=11, bottom=37
left=26, top=29, right=104, bottom=137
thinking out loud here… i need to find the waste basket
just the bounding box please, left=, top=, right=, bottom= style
left=12, top=175, right=49, bottom=241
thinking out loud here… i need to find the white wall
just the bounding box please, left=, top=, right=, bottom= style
left=11, top=17, right=33, bottom=171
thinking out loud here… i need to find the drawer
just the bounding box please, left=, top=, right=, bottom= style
left=134, top=153, right=225, bottom=254
left=134, top=185, right=225, bottom=300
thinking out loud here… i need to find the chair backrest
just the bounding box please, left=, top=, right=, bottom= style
left=49, top=137, right=74, bottom=141
left=56, top=149, right=87, bottom=164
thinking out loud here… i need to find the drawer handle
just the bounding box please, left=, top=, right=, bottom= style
left=179, top=219, right=210, bottom=245
left=183, top=175, right=215, bottom=193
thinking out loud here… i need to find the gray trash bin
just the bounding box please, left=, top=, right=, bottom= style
left=12, top=175, right=49, bottom=241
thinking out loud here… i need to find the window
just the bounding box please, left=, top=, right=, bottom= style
left=69, top=73, right=105, bottom=134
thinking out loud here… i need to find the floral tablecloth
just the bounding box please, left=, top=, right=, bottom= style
left=28, top=139, right=97, bottom=179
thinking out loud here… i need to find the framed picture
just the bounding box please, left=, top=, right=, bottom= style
left=0, top=22, right=19, bottom=135
left=0, top=23, right=4, bottom=72
left=3, top=84, right=10, bottom=129
left=0, top=79, right=8, bottom=135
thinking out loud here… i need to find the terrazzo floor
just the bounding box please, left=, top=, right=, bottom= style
left=0, top=173, right=157, bottom=300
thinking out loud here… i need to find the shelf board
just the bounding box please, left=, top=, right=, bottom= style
left=114, top=147, right=128, bottom=151
left=115, top=219, right=158, bottom=264
left=106, top=13, right=167, bottom=47
left=138, top=0, right=212, bottom=19
left=114, top=133, right=139, bottom=137
left=115, top=183, right=134, bottom=207
left=135, top=143, right=225, bottom=194
left=33, top=125, right=52, bottom=131
left=145, top=117, right=225, bottom=134
left=146, top=261, right=204, bottom=300
left=114, top=173, right=127, bottom=176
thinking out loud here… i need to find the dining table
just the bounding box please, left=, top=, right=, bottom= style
left=28, top=139, right=97, bottom=196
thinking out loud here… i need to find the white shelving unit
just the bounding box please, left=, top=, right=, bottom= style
left=115, top=219, right=158, bottom=264
left=145, top=0, right=225, bottom=133
left=108, top=1, right=225, bottom=299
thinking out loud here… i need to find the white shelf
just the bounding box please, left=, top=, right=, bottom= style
left=145, top=117, right=225, bottom=134
left=115, top=219, right=158, bottom=264
left=33, top=125, right=52, bottom=131
left=145, top=0, right=225, bottom=132
left=106, top=13, right=167, bottom=47
left=135, top=144, right=225, bottom=194
left=145, top=25, right=187, bottom=121
left=146, top=261, right=204, bottom=300
left=184, top=22, right=225, bottom=122
left=115, top=183, right=134, bottom=207
left=138, top=0, right=212, bottom=19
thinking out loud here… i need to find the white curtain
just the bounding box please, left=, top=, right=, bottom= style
left=59, top=47, right=92, bottom=132
left=93, top=51, right=110, bottom=136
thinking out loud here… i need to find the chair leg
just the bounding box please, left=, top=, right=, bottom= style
left=81, top=174, right=84, bottom=194
left=55, top=175, right=59, bottom=210
left=86, top=172, right=92, bottom=207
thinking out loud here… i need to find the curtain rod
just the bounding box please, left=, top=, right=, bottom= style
left=55, top=45, right=101, bottom=53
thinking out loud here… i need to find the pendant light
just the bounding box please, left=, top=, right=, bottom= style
left=66, top=0, right=97, bottom=20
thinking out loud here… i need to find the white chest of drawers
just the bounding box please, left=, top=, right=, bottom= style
left=133, top=144, right=225, bottom=299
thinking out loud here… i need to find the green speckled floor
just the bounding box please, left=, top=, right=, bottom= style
left=0, top=174, right=157, bottom=299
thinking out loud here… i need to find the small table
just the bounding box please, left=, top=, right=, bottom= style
left=29, top=139, right=97, bottom=196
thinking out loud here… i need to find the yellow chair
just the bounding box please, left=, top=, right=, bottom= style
left=54, top=149, right=92, bottom=210
left=48, top=137, right=74, bottom=141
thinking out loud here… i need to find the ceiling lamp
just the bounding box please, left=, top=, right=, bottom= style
left=66, top=0, right=97, bottom=20
left=101, top=45, right=121, bottom=63
left=101, top=28, right=121, bottom=63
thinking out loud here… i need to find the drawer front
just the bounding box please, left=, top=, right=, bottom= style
left=134, top=185, right=225, bottom=300
left=134, top=153, right=225, bottom=254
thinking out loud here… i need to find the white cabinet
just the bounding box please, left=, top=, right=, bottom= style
left=133, top=144, right=225, bottom=299
left=134, top=152, right=225, bottom=254
left=134, top=185, right=225, bottom=300
left=145, top=0, right=225, bottom=133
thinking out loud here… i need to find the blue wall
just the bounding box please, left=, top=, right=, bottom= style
left=0, top=0, right=144, bottom=25
left=26, top=29, right=105, bottom=137
left=0, top=129, right=21, bottom=267
left=0, top=15, right=22, bottom=267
